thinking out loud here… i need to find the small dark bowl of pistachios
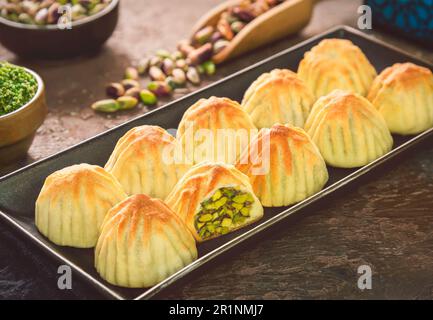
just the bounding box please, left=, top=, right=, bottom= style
left=0, top=0, right=119, bottom=59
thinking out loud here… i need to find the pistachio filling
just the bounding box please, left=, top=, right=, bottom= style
left=195, top=187, right=254, bottom=240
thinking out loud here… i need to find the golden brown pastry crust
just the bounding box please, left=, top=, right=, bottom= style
left=368, top=63, right=433, bottom=135
left=95, top=194, right=197, bottom=288
left=35, top=164, right=127, bottom=248
left=236, top=124, right=328, bottom=207
left=105, top=125, right=188, bottom=200
left=177, top=96, right=258, bottom=165
left=241, top=69, right=315, bottom=129
left=304, top=90, right=393, bottom=168
left=298, top=39, right=377, bottom=98
left=165, top=162, right=263, bottom=242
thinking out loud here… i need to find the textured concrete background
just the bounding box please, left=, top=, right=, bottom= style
left=0, top=0, right=432, bottom=299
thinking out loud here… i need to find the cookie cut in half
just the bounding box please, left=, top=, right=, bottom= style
left=165, top=162, right=263, bottom=242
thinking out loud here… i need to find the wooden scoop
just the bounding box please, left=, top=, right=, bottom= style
left=191, top=0, right=315, bottom=64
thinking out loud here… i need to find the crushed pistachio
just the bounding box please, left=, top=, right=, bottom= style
left=0, top=62, right=38, bottom=116
left=195, top=187, right=254, bottom=240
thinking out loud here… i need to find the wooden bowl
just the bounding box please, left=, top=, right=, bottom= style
left=0, top=0, right=119, bottom=59
left=192, top=0, right=314, bottom=64
left=0, top=68, right=47, bottom=166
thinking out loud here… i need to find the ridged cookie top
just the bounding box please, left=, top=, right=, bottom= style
left=178, top=96, right=256, bottom=131
left=105, top=125, right=176, bottom=173
left=368, top=63, right=432, bottom=96
left=95, top=194, right=197, bottom=288
left=99, top=194, right=194, bottom=247
left=298, top=39, right=377, bottom=98
left=105, top=125, right=187, bottom=199
left=367, top=63, right=433, bottom=135
left=304, top=90, right=393, bottom=168
left=177, top=96, right=257, bottom=164
left=241, top=69, right=315, bottom=129
left=165, top=162, right=263, bottom=240
left=237, top=124, right=322, bottom=176
left=35, top=164, right=127, bottom=248
left=38, top=164, right=124, bottom=199
left=236, top=124, right=328, bottom=207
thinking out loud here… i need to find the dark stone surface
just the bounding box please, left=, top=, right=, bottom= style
left=0, top=0, right=432, bottom=299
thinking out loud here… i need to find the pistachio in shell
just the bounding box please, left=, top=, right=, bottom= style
left=147, top=81, right=172, bottom=97
left=149, top=66, right=166, bottom=81
left=187, top=43, right=213, bottom=66
left=137, top=57, right=150, bottom=75
left=124, top=67, right=139, bottom=80
left=106, top=82, right=125, bottom=98
left=194, top=26, right=214, bottom=45
left=186, top=67, right=200, bottom=85
left=124, top=87, right=141, bottom=99
left=213, top=39, right=229, bottom=55
left=121, top=79, right=140, bottom=91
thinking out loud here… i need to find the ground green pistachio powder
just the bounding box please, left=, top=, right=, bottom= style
left=0, top=62, right=38, bottom=116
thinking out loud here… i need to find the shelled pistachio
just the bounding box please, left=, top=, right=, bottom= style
left=91, top=99, right=120, bottom=113
left=124, top=67, right=139, bottom=80
left=139, top=89, right=157, bottom=106
left=117, top=96, right=138, bottom=110
left=194, top=187, right=255, bottom=240
left=201, top=61, right=216, bottom=76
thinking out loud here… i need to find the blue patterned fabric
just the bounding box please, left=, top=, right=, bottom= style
left=365, top=0, right=433, bottom=46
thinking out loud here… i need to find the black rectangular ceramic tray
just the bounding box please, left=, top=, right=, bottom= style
left=0, top=26, right=432, bottom=300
